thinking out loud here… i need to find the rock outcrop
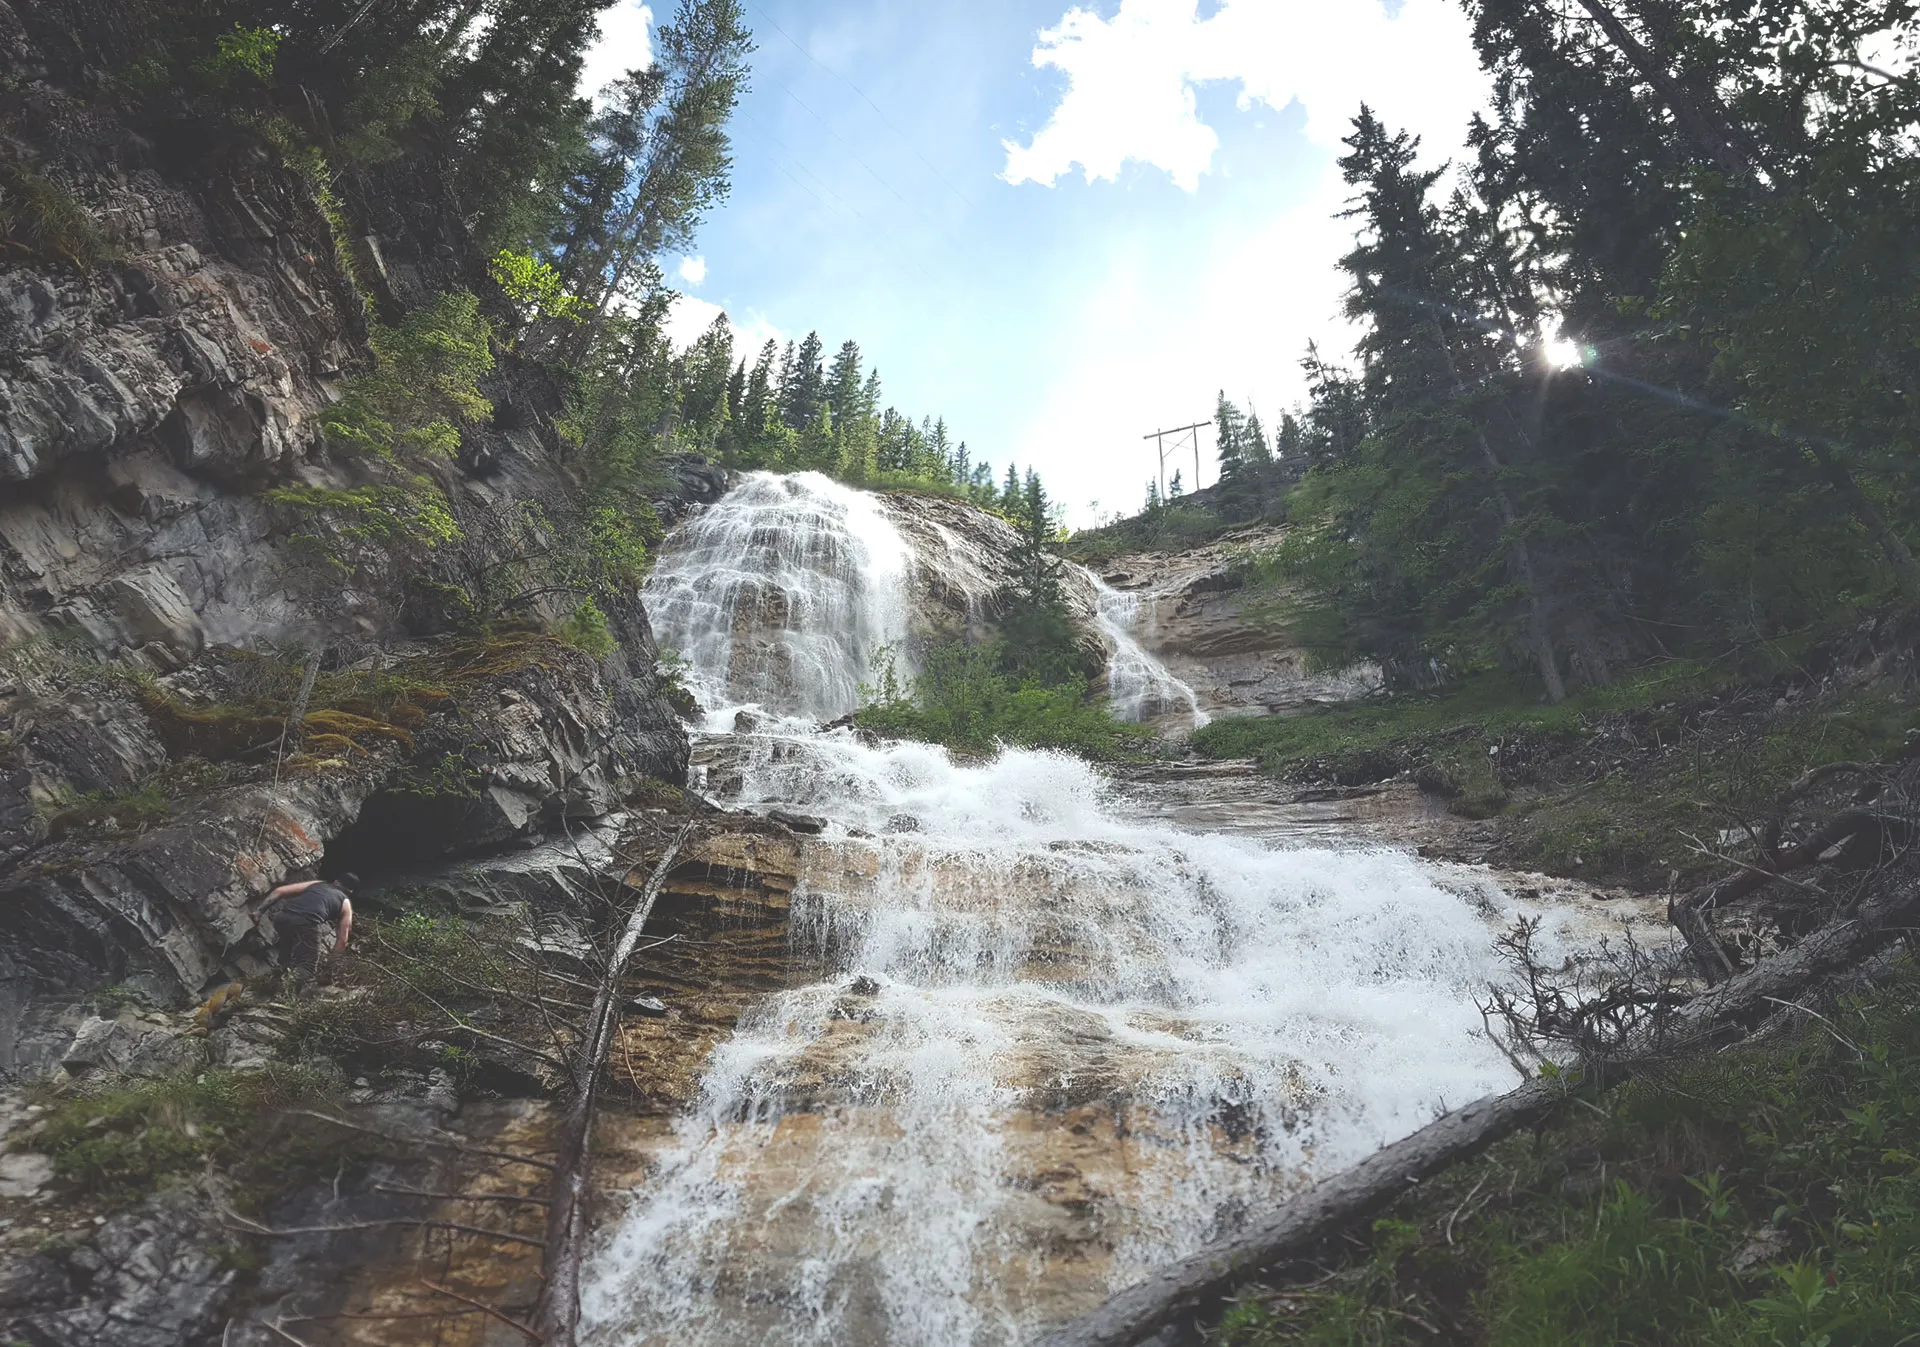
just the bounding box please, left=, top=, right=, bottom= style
left=1093, top=525, right=1381, bottom=718
left=880, top=491, right=1107, bottom=671
left=0, top=1, right=696, bottom=1011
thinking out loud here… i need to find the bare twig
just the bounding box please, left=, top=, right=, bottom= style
left=223, top=1209, right=546, bottom=1251
left=374, top=1182, right=550, bottom=1208
left=420, top=1279, right=542, bottom=1341
left=283, top=1110, right=556, bottom=1171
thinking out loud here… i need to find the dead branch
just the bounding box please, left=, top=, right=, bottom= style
left=283, top=1110, right=556, bottom=1171
left=374, top=1182, right=550, bottom=1207
left=420, top=1279, right=541, bottom=1341
left=532, top=823, right=693, bottom=1347
left=352, top=954, right=573, bottom=1070
left=223, top=1208, right=547, bottom=1251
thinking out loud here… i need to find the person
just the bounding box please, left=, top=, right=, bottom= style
left=264, top=872, right=357, bottom=982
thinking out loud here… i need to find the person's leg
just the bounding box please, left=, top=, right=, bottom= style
left=275, top=918, right=321, bottom=983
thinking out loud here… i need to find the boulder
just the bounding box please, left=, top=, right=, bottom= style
left=102, top=566, right=204, bottom=653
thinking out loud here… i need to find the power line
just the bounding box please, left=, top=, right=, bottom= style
left=1142, top=420, right=1210, bottom=497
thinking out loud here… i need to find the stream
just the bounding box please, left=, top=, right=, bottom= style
left=580, top=472, right=1582, bottom=1345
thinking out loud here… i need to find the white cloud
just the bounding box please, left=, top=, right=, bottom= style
left=579, top=2, right=654, bottom=99
left=1013, top=164, right=1361, bottom=525
left=676, top=255, right=709, bottom=287
left=664, top=294, right=784, bottom=356
left=1004, top=0, right=1486, bottom=191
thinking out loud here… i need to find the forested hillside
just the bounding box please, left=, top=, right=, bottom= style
left=1248, top=0, right=1920, bottom=699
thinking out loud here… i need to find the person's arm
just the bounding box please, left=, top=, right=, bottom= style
left=266, top=878, right=321, bottom=902
left=334, top=898, right=353, bottom=953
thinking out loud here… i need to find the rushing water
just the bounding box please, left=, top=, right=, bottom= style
left=588, top=473, right=1553, bottom=1346
left=1090, top=575, right=1209, bottom=732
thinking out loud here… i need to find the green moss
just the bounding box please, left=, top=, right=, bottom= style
left=1221, top=967, right=1920, bottom=1347
left=38, top=782, right=172, bottom=840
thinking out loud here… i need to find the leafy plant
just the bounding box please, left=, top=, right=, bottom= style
left=196, top=24, right=281, bottom=87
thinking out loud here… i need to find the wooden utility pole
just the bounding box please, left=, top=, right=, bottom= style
left=1143, top=420, right=1210, bottom=497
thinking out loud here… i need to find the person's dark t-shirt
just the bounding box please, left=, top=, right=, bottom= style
left=277, top=882, right=347, bottom=927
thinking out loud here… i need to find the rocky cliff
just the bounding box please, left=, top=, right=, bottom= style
left=0, top=0, right=693, bottom=1006
left=1090, top=524, right=1380, bottom=718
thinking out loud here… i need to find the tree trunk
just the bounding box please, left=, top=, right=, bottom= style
left=1034, top=856, right=1920, bottom=1347
left=1561, top=0, right=1764, bottom=185
left=1808, top=443, right=1920, bottom=604
left=531, top=823, right=692, bottom=1347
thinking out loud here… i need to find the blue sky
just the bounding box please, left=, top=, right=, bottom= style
left=582, top=0, right=1490, bottom=525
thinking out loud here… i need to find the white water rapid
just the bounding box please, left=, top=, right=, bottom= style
left=585, top=473, right=1567, bottom=1346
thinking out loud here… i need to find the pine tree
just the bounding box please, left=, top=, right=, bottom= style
left=1214, top=391, right=1249, bottom=481
left=999, top=470, right=1079, bottom=683
left=780, top=331, right=826, bottom=429
left=826, top=340, right=864, bottom=425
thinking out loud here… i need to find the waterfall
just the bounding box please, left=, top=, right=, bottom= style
left=643, top=471, right=912, bottom=722
left=585, top=473, right=1571, bottom=1346
left=1089, top=574, right=1210, bottom=730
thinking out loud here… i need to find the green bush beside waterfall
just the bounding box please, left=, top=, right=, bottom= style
left=856, top=643, right=1154, bottom=762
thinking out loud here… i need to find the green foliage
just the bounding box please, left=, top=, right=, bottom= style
left=1222, top=968, right=1920, bottom=1347
left=0, top=165, right=113, bottom=270
left=1219, top=3, right=1920, bottom=702
left=489, top=248, right=584, bottom=329
left=856, top=644, right=1153, bottom=762
left=39, top=1066, right=338, bottom=1206
left=557, top=598, right=616, bottom=658
left=321, top=290, right=494, bottom=462
left=196, top=24, right=281, bottom=88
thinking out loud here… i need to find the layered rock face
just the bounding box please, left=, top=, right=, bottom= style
left=1091, top=525, right=1381, bottom=718
left=0, top=2, right=691, bottom=1003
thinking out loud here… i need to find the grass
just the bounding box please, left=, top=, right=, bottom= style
left=1193, top=664, right=1920, bottom=886
left=1219, top=965, right=1920, bottom=1347
left=35, top=1066, right=345, bottom=1210
left=1064, top=500, right=1257, bottom=565
left=0, top=164, right=114, bottom=270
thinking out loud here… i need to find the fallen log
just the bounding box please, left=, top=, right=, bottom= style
left=531, top=822, right=692, bottom=1347
left=1036, top=858, right=1920, bottom=1347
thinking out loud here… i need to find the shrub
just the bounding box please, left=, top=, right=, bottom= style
left=196, top=24, right=281, bottom=87
left=857, top=643, right=1154, bottom=762
left=321, top=290, right=494, bottom=461
left=490, top=248, right=584, bottom=330
left=557, top=599, right=616, bottom=658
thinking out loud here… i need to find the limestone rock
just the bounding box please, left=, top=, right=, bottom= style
left=0, top=1151, right=54, bottom=1199
left=59, top=1013, right=203, bottom=1079
left=102, top=567, right=204, bottom=653
left=1091, top=526, right=1382, bottom=719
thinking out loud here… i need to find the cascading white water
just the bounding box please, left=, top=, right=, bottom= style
left=642, top=471, right=912, bottom=721
left=584, top=474, right=1572, bottom=1346
left=1089, top=575, right=1210, bottom=730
